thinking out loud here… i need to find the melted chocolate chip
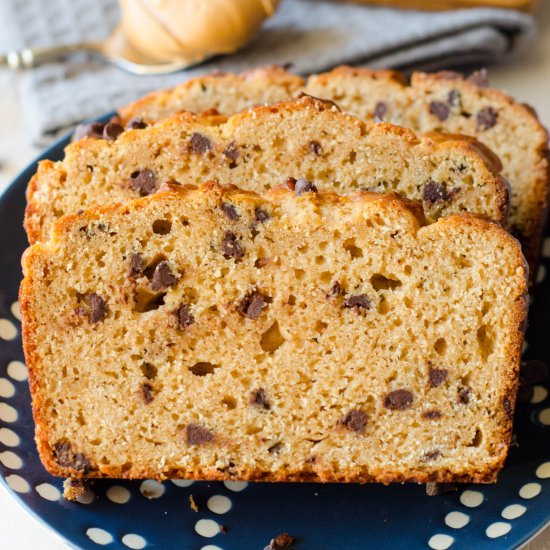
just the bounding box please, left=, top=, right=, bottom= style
left=422, top=450, right=442, bottom=461
left=423, top=181, right=458, bottom=203
left=189, top=133, right=212, bottom=154
left=220, top=202, right=240, bottom=221
left=127, top=117, right=148, bottom=130
left=476, top=107, right=498, bottom=130
left=103, top=121, right=124, bottom=141
left=429, top=101, right=450, bottom=121
left=222, top=231, right=244, bottom=260
left=373, top=101, right=387, bottom=122
left=174, top=303, right=195, bottom=329
left=309, top=141, right=322, bottom=155
left=294, top=179, right=318, bottom=197
left=340, top=409, right=367, bottom=433
left=142, top=383, right=154, bottom=404
left=86, top=294, right=106, bottom=323
left=428, top=367, right=448, bottom=388
left=151, top=261, right=179, bottom=291
left=185, top=424, right=214, bottom=445
left=250, top=388, right=270, bottom=410
left=503, top=395, right=514, bottom=420
left=448, top=89, right=461, bottom=107
left=129, top=253, right=144, bottom=278
left=71, top=122, right=105, bottom=142
left=458, top=387, right=471, bottom=405
left=521, top=359, right=548, bottom=384
left=223, top=141, right=240, bottom=166
left=264, top=532, right=296, bottom=550
left=384, top=389, right=413, bottom=410
left=422, top=410, right=442, bottom=420
left=237, top=291, right=269, bottom=319
left=255, top=208, right=270, bottom=223
left=344, top=294, right=371, bottom=310
left=129, top=169, right=157, bottom=196
left=327, top=281, right=343, bottom=298
left=268, top=442, right=283, bottom=454
left=426, top=482, right=458, bottom=496
left=53, top=441, right=91, bottom=473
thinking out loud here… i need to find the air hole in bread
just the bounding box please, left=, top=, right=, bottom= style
left=469, top=428, right=483, bottom=447
left=370, top=274, right=401, bottom=291
left=140, top=363, right=158, bottom=380
left=434, top=338, right=447, bottom=356
left=222, top=396, right=237, bottom=410
left=260, top=321, right=285, bottom=353
left=477, top=325, right=494, bottom=362
left=189, top=362, right=219, bottom=376
left=343, top=238, right=363, bottom=258
left=152, top=219, right=172, bottom=235
left=133, top=288, right=166, bottom=312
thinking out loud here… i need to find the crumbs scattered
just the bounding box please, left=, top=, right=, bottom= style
left=189, top=494, right=198, bottom=512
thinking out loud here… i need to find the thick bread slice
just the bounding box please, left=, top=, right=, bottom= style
left=21, top=182, right=527, bottom=483
left=119, top=65, right=549, bottom=274
left=25, top=96, right=507, bottom=244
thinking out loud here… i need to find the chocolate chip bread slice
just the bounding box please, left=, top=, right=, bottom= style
left=119, top=65, right=549, bottom=274
left=25, top=96, right=507, bottom=244
left=21, top=182, right=526, bottom=483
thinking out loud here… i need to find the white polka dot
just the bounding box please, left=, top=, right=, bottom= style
left=0, top=450, right=23, bottom=469
left=0, top=427, right=20, bottom=447
left=77, top=490, right=96, bottom=504
left=486, top=522, right=511, bottom=538
left=5, top=474, right=30, bottom=493
left=460, top=490, right=484, bottom=508
left=121, top=533, right=146, bottom=549
left=0, top=403, right=18, bottom=423
left=0, top=319, right=17, bottom=340
left=11, top=302, right=21, bottom=321
left=36, top=483, right=61, bottom=501
left=7, top=361, right=28, bottom=381
left=532, top=386, right=548, bottom=404
left=428, top=533, right=454, bottom=549
left=171, top=479, right=194, bottom=487
left=86, top=527, right=114, bottom=545
left=502, top=504, right=526, bottom=519
left=201, top=546, right=223, bottom=550
left=444, top=511, right=469, bottom=529
left=0, top=378, right=15, bottom=398
left=536, top=461, right=550, bottom=479
left=223, top=480, right=248, bottom=492
left=107, top=485, right=131, bottom=504
left=195, top=519, right=220, bottom=538
left=537, top=265, right=546, bottom=284
left=538, top=408, right=550, bottom=426
left=519, top=482, right=542, bottom=499
left=140, top=479, right=165, bottom=499
left=207, top=494, right=232, bottom=514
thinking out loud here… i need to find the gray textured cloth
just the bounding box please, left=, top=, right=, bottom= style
left=0, top=0, right=535, bottom=143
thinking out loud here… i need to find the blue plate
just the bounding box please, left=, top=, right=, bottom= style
left=1, top=120, right=549, bottom=550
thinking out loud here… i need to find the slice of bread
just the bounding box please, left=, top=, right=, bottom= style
left=119, top=65, right=549, bottom=274
left=25, top=96, right=507, bottom=244
left=20, top=182, right=527, bottom=483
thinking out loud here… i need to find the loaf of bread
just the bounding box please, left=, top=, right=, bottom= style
left=20, top=182, right=526, bottom=483
left=25, top=96, right=507, bottom=244
left=119, top=65, right=549, bottom=273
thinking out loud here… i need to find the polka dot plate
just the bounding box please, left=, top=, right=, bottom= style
left=1, top=122, right=549, bottom=550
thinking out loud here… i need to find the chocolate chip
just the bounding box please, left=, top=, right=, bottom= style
left=129, top=253, right=144, bottom=278
left=53, top=441, right=91, bottom=473
left=151, top=261, right=179, bottom=291
left=426, top=482, right=458, bottom=496
left=428, top=367, right=448, bottom=388
left=344, top=294, right=371, bottom=310
left=476, top=107, right=498, bottom=131
left=458, top=387, right=471, bottom=405
left=185, top=424, right=214, bottom=445
left=142, top=383, right=154, bottom=404
left=294, top=179, right=318, bottom=197
left=103, top=121, right=124, bottom=141
left=374, top=101, right=387, bottom=122
left=309, top=141, right=322, bottom=155
left=250, top=388, right=270, bottom=410
left=384, top=390, right=413, bottom=410
left=220, top=202, right=240, bottom=221
left=174, top=303, right=194, bottom=329
left=127, top=117, right=148, bottom=130
left=327, top=281, right=343, bottom=298
left=237, top=291, right=269, bottom=319
left=222, top=231, right=244, bottom=260
left=503, top=395, right=514, bottom=420
left=255, top=208, right=270, bottom=223
left=340, top=409, right=367, bottom=433
left=223, top=141, right=240, bottom=167
left=129, top=169, right=157, bottom=196
left=429, top=101, right=450, bottom=121
left=422, top=450, right=442, bottom=461
left=189, top=133, right=212, bottom=154
left=86, top=294, right=106, bottom=323
left=264, top=532, right=296, bottom=550
left=422, top=410, right=442, bottom=420
left=423, top=181, right=458, bottom=203
left=467, top=68, right=489, bottom=87
left=71, top=122, right=105, bottom=142
left=521, top=359, right=548, bottom=384
left=448, top=89, right=461, bottom=107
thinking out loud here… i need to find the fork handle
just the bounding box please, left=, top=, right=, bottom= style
left=1, top=43, right=95, bottom=70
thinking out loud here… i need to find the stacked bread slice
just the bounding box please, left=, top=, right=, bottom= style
left=21, top=66, right=538, bottom=485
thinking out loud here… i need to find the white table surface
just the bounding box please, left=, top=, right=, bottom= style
left=1, top=5, right=550, bottom=548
